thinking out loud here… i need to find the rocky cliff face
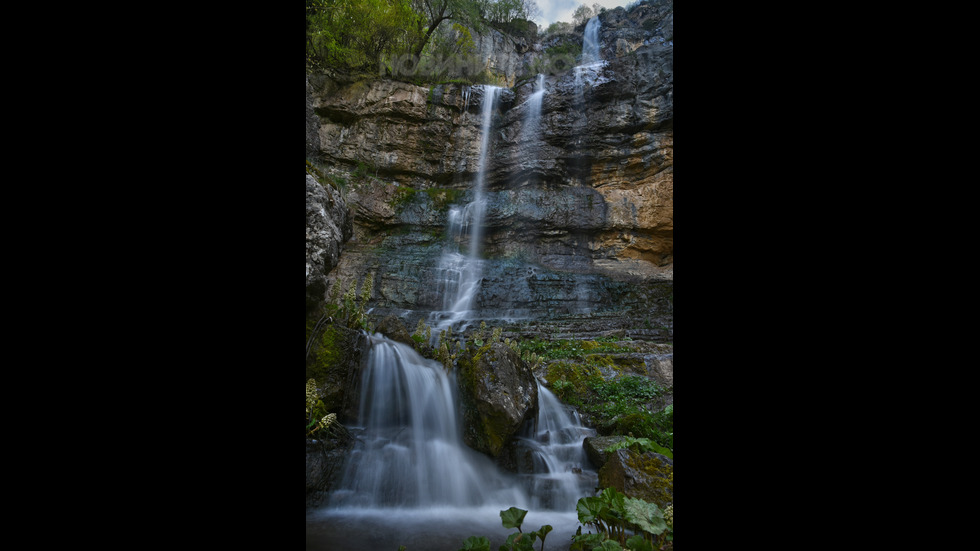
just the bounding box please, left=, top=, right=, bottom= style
left=307, top=1, right=673, bottom=338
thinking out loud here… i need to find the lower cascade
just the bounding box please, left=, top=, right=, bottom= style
left=328, top=334, right=526, bottom=508
left=328, top=335, right=596, bottom=511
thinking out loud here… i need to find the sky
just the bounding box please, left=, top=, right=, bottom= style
left=534, top=0, right=632, bottom=28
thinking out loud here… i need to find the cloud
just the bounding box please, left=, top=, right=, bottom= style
left=534, top=0, right=632, bottom=27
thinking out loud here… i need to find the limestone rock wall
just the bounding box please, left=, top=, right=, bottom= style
left=307, top=1, right=672, bottom=336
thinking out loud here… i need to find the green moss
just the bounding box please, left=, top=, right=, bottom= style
left=622, top=451, right=673, bottom=509
left=309, top=325, right=342, bottom=382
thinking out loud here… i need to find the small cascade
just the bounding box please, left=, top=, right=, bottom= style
left=581, top=16, right=602, bottom=64
left=430, top=85, right=502, bottom=335
left=514, top=381, right=598, bottom=510
left=574, top=16, right=608, bottom=91
left=520, top=74, right=546, bottom=177
left=524, top=74, right=546, bottom=139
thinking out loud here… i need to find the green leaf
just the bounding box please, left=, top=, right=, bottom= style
left=533, top=525, right=552, bottom=551
left=622, top=498, right=667, bottom=536
left=503, top=531, right=535, bottom=551
left=594, top=540, right=624, bottom=551
left=500, top=507, right=528, bottom=531
left=576, top=497, right=605, bottom=525
left=459, top=536, right=490, bottom=551
left=570, top=533, right=605, bottom=551
left=600, top=487, right=626, bottom=517
left=624, top=535, right=653, bottom=551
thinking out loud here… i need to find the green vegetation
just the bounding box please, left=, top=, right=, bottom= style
left=307, top=0, right=542, bottom=84
left=306, top=273, right=375, bottom=389
left=603, top=435, right=673, bottom=460
left=543, top=357, right=672, bottom=455
left=518, top=337, right=630, bottom=362
left=457, top=494, right=671, bottom=551
left=459, top=506, right=552, bottom=551
left=306, top=0, right=423, bottom=74
left=571, top=488, right=671, bottom=551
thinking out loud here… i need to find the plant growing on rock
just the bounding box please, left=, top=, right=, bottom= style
left=603, top=436, right=672, bottom=460
left=306, top=378, right=347, bottom=439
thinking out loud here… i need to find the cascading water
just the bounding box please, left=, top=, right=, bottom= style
left=309, top=336, right=598, bottom=551
left=581, top=16, right=602, bottom=64
left=327, top=334, right=526, bottom=508
left=574, top=16, right=608, bottom=91
left=430, top=85, right=501, bottom=335
left=521, top=74, right=546, bottom=167
left=514, top=381, right=598, bottom=511
left=523, top=74, right=545, bottom=142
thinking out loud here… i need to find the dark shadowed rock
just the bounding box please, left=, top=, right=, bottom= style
left=374, top=315, right=414, bottom=347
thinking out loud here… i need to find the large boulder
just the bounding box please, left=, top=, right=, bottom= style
left=457, top=342, right=538, bottom=458
left=597, top=447, right=673, bottom=508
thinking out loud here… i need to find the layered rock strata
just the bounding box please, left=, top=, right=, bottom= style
left=307, top=1, right=673, bottom=337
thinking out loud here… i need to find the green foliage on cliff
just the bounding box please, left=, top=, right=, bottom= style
left=307, top=0, right=543, bottom=82
left=307, top=0, right=422, bottom=73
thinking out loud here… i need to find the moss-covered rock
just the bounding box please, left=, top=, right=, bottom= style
left=597, top=448, right=673, bottom=509
left=306, top=321, right=363, bottom=420
left=457, top=342, right=538, bottom=458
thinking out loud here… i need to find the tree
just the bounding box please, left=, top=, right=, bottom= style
left=572, top=3, right=594, bottom=26
left=410, top=0, right=485, bottom=58
left=307, top=0, right=423, bottom=72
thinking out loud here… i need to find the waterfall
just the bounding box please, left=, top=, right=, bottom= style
left=430, top=85, right=501, bottom=335
left=313, top=337, right=598, bottom=550
left=524, top=74, right=545, bottom=139
left=328, top=334, right=527, bottom=508
left=581, top=16, right=602, bottom=65
left=328, top=336, right=596, bottom=511
left=574, top=16, right=607, bottom=91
